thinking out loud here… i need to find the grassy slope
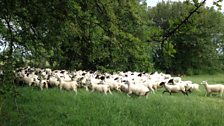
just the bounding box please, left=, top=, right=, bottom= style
left=1, top=74, right=224, bottom=126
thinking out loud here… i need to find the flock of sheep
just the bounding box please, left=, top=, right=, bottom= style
left=14, top=66, right=224, bottom=97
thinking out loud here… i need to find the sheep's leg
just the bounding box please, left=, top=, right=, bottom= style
left=220, top=92, right=223, bottom=97
left=207, top=92, right=211, bottom=97
left=44, top=83, right=48, bottom=90
left=152, top=89, right=155, bottom=94
left=153, top=86, right=157, bottom=91
left=145, top=91, right=150, bottom=99
left=74, top=89, right=77, bottom=95
left=116, top=87, right=121, bottom=92
left=146, top=94, right=148, bottom=99
left=60, top=85, right=63, bottom=90
left=205, top=92, right=207, bottom=97
left=85, top=86, right=89, bottom=91
left=118, top=89, right=122, bottom=92
left=104, top=90, right=107, bottom=95
left=40, top=85, right=43, bottom=90
left=181, top=91, right=186, bottom=95
left=31, top=86, right=34, bottom=91
left=108, top=89, right=112, bottom=95
left=162, top=90, right=167, bottom=94
left=149, top=87, right=155, bottom=94
left=28, top=82, right=32, bottom=87
left=127, top=91, right=132, bottom=97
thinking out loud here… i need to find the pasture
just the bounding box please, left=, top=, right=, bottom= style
left=0, top=74, right=224, bottom=126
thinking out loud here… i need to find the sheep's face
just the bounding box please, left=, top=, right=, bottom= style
left=167, top=79, right=174, bottom=84
left=159, top=82, right=165, bottom=86
left=201, top=81, right=207, bottom=85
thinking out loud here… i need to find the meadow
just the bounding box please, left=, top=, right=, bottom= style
left=0, top=74, right=224, bottom=126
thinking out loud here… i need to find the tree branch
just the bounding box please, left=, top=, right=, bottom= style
left=161, top=0, right=207, bottom=43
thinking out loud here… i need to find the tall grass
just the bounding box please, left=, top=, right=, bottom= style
left=1, top=74, right=224, bottom=126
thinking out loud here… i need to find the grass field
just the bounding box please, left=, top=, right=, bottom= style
left=0, top=74, right=224, bottom=126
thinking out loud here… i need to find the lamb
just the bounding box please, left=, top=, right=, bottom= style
left=104, top=77, right=122, bottom=92
left=160, top=81, right=188, bottom=95
left=39, top=79, right=48, bottom=90
left=201, top=81, right=224, bottom=97
left=21, top=73, right=38, bottom=86
left=47, top=75, right=60, bottom=87
left=172, top=77, right=182, bottom=84
left=126, top=81, right=150, bottom=98
left=150, top=79, right=165, bottom=91
left=120, top=83, right=129, bottom=93
left=89, top=79, right=112, bottom=95
left=58, top=78, right=79, bottom=94
left=77, top=76, right=90, bottom=91
left=185, top=83, right=200, bottom=93
left=141, top=80, right=155, bottom=94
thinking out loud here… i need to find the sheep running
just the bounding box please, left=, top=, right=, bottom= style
left=159, top=81, right=188, bottom=96
left=14, top=66, right=224, bottom=99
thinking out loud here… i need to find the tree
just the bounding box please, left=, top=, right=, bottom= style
left=149, top=1, right=224, bottom=74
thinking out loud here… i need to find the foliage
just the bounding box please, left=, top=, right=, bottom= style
left=149, top=1, right=224, bottom=74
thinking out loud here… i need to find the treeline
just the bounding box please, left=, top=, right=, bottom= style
left=0, top=0, right=224, bottom=75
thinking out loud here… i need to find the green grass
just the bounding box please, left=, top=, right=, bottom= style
left=1, top=74, right=224, bottom=126
left=182, top=73, right=224, bottom=84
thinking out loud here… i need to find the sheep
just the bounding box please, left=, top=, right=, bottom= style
left=21, top=73, right=38, bottom=86
left=172, top=77, right=182, bottom=84
left=88, top=79, right=112, bottom=95
left=160, top=81, right=188, bottom=96
left=39, top=79, right=48, bottom=90
left=120, top=83, right=129, bottom=93
left=140, top=80, right=155, bottom=94
left=201, top=81, right=224, bottom=97
left=58, top=78, right=79, bottom=94
left=77, top=76, right=90, bottom=91
left=150, top=79, right=164, bottom=91
left=126, top=81, right=150, bottom=98
left=185, top=83, right=200, bottom=93
left=104, top=77, right=122, bottom=92
left=47, top=75, right=60, bottom=87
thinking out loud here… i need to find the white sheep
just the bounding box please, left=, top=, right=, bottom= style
left=104, top=77, right=122, bottom=92
left=78, top=76, right=90, bottom=91
left=120, top=83, right=129, bottom=93
left=89, top=81, right=112, bottom=95
left=160, top=82, right=188, bottom=95
left=39, top=79, right=48, bottom=90
left=201, top=81, right=224, bottom=97
left=126, top=81, right=150, bottom=98
left=47, top=75, right=60, bottom=87
left=59, top=78, right=78, bottom=94
left=21, top=73, right=38, bottom=86
left=185, top=83, right=200, bottom=93
left=141, top=80, right=155, bottom=94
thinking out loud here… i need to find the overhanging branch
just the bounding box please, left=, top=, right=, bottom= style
left=161, top=0, right=207, bottom=43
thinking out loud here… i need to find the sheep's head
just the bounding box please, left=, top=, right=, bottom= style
left=159, top=82, right=166, bottom=86
left=201, top=80, right=208, bottom=85
left=167, top=79, right=174, bottom=85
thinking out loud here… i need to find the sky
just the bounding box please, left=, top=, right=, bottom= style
left=146, top=0, right=224, bottom=11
